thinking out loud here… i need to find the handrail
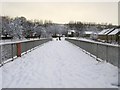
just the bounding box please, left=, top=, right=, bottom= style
left=65, top=38, right=119, bottom=67
left=0, top=38, right=52, bottom=66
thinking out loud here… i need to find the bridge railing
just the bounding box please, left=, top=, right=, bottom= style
left=0, top=38, right=52, bottom=66
left=65, top=38, right=120, bottom=67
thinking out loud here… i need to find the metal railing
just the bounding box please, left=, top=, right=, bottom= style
left=65, top=38, right=120, bottom=67
left=0, top=38, right=52, bottom=66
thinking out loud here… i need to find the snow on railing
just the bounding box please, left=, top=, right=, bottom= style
left=65, top=38, right=120, bottom=67
left=0, top=38, right=52, bottom=67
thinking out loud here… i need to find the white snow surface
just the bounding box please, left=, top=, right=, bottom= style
left=108, top=29, right=120, bottom=35
left=98, top=29, right=109, bottom=35
left=0, top=38, right=47, bottom=45
left=0, top=38, right=118, bottom=88
left=68, top=37, right=119, bottom=47
left=84, top=31, right=93, bottom=34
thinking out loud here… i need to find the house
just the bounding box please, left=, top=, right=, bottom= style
left=97, top=28, right=115, bottom=42
left=83, top=31, right=93, bottom=38
left=108, top=28, right=120, bottom=43
left=67, top=30, right=76, bottom=37
left=97, top=27, right=120, bottom=44
left=1, top=34, right=13, bottom=40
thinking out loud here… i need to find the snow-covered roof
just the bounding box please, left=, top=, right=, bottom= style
left=1, top=35, right=4, bottom=37
left=1, top=35, right=12, bottom=37
left=84, top=31, right=93, bottom=34
left=104, top=28, right=114, bottom=35
left=108, top=29, right=120, bottom=35
left=98, top=29, right=109, bottom=35
left=68, top=30, right=76, bottom=33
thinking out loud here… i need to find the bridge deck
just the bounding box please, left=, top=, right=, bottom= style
left=1, top=39, right=118, bottom=88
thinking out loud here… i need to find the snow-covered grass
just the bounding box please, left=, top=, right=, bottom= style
left=0, top=38, right=118, bottom=88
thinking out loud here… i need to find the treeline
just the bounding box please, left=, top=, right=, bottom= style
left=66, top=21, right=117, bottom=32
left=0, top=16, right=118, bottom=39
left=0, top=16, right=67, bottom=39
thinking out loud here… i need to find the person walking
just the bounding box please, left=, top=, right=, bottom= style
left=59, top=36, right=61, bottom=41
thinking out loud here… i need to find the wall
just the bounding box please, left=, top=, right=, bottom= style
left=0, top=38, right=52, bottom=66
left=65, top=38, right=119, bottom=67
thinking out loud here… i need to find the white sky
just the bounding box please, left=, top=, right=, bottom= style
left=0, top=1, right=119, bottom=25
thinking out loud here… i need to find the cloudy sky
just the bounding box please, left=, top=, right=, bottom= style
left=0, top=1, right=118, bottom=25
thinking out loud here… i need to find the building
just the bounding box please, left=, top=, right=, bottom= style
left=108, top=28, right=120, bottom=44
left=97, top=27, right=120, bottom=44
left=97, top=28, right=115, bottom=42
left=67, top=30, right=76, bottom=37
left=83, top=31, right=93, bottom=38
left=1, top=35, right=13, bottom=40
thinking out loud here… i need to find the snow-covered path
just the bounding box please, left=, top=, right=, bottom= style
left=1, top=39, right=118, bottom=88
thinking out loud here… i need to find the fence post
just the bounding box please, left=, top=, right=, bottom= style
left=106, top=45, right=108, bottom=62
left=0, top=45, right=3, bottom=66
left=16, top=43, right=21, bottom=57
left=96, top=43, right=98, bottom=61
left=11, top=44, right=14, bottom=61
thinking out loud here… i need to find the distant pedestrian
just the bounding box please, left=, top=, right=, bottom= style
left=59, top=36, right=61, bottom=41
left=38, top=35, right=41, bottom=39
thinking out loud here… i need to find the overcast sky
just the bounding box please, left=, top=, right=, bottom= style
left=0, top=2, right=118, bottom=25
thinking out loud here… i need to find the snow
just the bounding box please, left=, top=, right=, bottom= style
left=0, top=38, right=118, bottom=88
left=67, top=37, right=119, bottom=47
left=108, top=29, right=120, bottom=35
left=0, top=38, right=47, bottom=45
left=68, top=30, right=76, bottom=33
left=98, top=29, right=109, bottom=35
left=68, top=30, right=76, bottom=35
left=84, top=31, right=93, bottom=34
left=104, top=28, right=114, bottom=35
left=98, top=28, right=118, bottom=35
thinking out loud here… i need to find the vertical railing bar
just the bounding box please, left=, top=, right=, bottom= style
left=106, top=45, right=108, bottom=62
left=25, top=42, right=27, bottom=54
left=0, top=45, right=3, bottom=66
left=96, top=43, right=98, bottom=61
left=11, top=44, right=14, bottom=61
